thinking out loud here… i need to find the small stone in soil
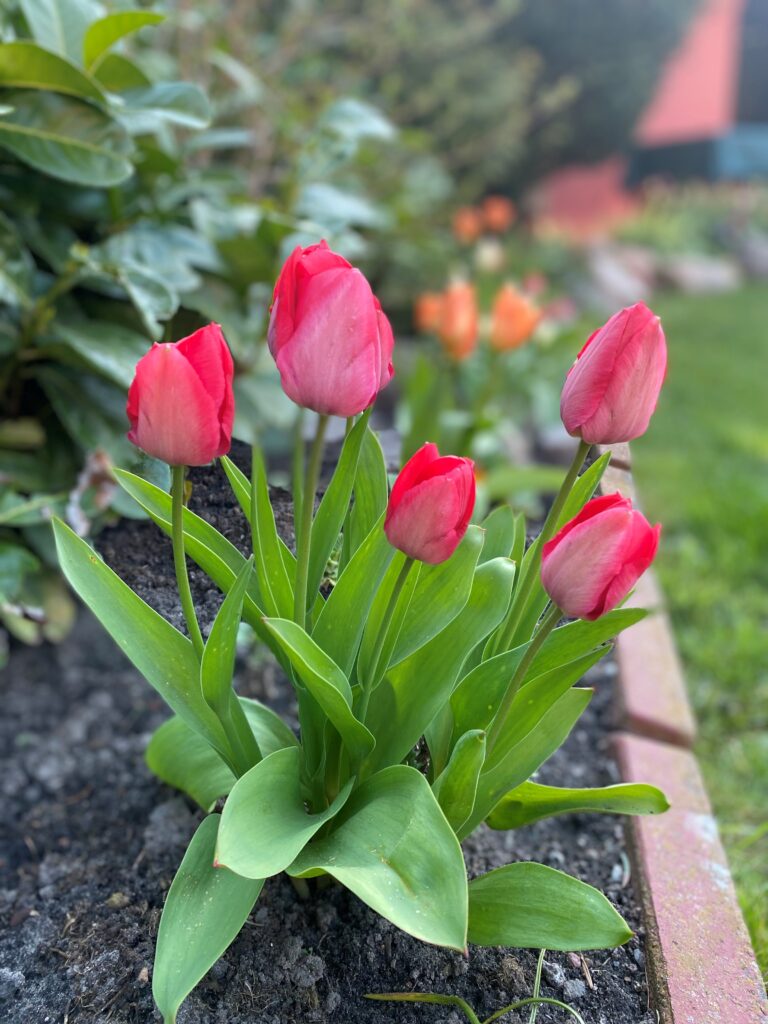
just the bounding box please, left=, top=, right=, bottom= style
left=563, top=978, right=588, bottom=1001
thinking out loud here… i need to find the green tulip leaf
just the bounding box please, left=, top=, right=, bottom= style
left=262, top=618, right=375, bottom=763
left=53, top=519, right=228, bottom=756
left=356, top=551, right=420, bottom=689
left=147, top=698, right=298, bottom=811
left=365, top=556, right=515, bottom=775
left=343, top=424, right=388, bottom=561
left=0, top=90, right=133, bottom=187
left=0, top=42, right=106, bottom=102
left=84, top=10, right=165, bottom=69
left=432, top=729, right=486, bottom=832
left=290, top=765, right=468, bottom=950
left=216, top=747, right=353, bottom=878
left=468, top=862, right=632, bottom=950
left=312, top=515, right=394, bottom=676
left=487, top=780, right=670, bottom=830
left=478, top=505, right=521, bottom=564
left=153, top=814, right=264, bottom=1024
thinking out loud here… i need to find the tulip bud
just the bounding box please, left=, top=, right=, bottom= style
left=414, top=292, right=444, bottom=334
left=541, top=493, right=660, bottom=621
left=385, top=443, right=476, bottom=565
left=452, top=206, right=483, bottom=244
left=267, top=241, right=394, bottom=418
left=482, top=195, right=516, bottom=233
left=560, top=302, right=667, bottom=444
left=490, top=284, right=542, bottom=351
left=437, top=282, right=478, bottom=361
left=127, top=323, right=234, bottom=466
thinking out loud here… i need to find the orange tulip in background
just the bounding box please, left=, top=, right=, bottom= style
left=482, top=195, right=516, bottom=233
left=438, top=282, right=478, bottom=360
left=452, top=205, right=483, bottom=244
left=490, top=283, right=542, bottom=351
left=414, top=292, right=444, bottom=334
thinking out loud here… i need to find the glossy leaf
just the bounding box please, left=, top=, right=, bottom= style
left=468, top=862, right=632, bottom=950
left=306, top=411, right=369, bottom=608
left=487, top=780, right=670, bottom=830
left=365, top=556, right=515, bottom=774
left=432, top=730, right=486, bottom=832
left=216, top=747, right=353, bottom=878
left=48, top=319, right=148, bottom=387
left=119, top=82, right=211, bottom=133
left=262, top=618, right=375, bottom=763
left=146, top=699, right=298, bottom=811
left=19, top=0, right=98, bottom=62
left=153, top=815, right=264, bottom=1024
left=0, top=211, right=33, bottom=308
left=0, top=90, right=133, bottom=187
left=53, top=519, right=228, bottom=755
left=0, top=42, right=106, bottom=102
left=289, top=765, right=468, bottom=950
left=93, top=52, right=150, bottom=91
left=312, top=515, right=394, bottom=676
left=478, top=505, right=519, bottom=564
left=84, top=10, right=165, bottom=69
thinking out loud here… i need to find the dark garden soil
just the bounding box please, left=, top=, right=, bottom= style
left=1, top=444, right=655, bottom=1023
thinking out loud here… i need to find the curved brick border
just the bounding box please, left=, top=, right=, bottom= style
left=597, top=444, right=768, bottom=1023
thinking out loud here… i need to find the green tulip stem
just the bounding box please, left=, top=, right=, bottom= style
left=293, top=413, right=329, bottom=627
left=358, top=555, right=415, bottom=724
left=171, top=464, right=205, bottom=659
left=495, top=438, right=590, bottom=653
left=486, top=603, right=562, bottom=754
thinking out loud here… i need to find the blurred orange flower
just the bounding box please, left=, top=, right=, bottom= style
left=482, top=195, right=516, bottom=233
left=438, top=282, right=478, bottom=360
left=452, top=206, right=483, bottom=244
left=490, top=284, right=541, bottom=351
left=414, top=292, right=444, bottom=334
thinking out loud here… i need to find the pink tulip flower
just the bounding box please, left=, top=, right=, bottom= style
left=127, top=323, right=234, bottom=466
left=541, top=493, right=660, bottom=620
left=267, top=241, right=394, bottom=417
left=385, top=443, right=476, bottom=564
left=560, top=302, right=667, bottom=444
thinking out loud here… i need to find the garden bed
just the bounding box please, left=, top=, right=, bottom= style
left=0, top=448, right=655, bottom=1024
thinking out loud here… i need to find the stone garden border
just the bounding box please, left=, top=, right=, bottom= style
left=597, top=443, right=767, bottom=1024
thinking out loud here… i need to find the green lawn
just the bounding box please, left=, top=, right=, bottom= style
left=631, top=285, right=768, bottom=979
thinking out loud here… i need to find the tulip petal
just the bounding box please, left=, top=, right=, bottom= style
left=386, top=443, right=441, bottom=518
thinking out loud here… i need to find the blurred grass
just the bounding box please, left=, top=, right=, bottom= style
left=632, top=285, right=768, bottom=980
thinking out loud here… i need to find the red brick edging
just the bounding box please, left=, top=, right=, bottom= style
left=597, top=444, right=768, bottom=1023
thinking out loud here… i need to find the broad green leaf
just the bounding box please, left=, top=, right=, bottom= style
left=307, top=411, right=369, bottom=607
left=468, top=862, right=632, bottom=950
left=262, top=618, right=375, bottom=763
left=20, top=0, right=99, bottom=63
left=84, top=11, right=165, bottom=69
left=52, top=519, right=228, bottom=756
left=153, top=815, right=263, bottom=1024
left=0, top=211, right=33, bottom=308
left=221, top=452, right=293, bottom=619
left=117, top=263, right=177, bottom=339
left=290, top=765, right=467, bottom=950
left=365, top=557, right=515, bottom=774
left=119, top=82, right=211, bottom=133
left=146, top=699, right=298, bottom=810
left=216, top=747, right=353, bottom=878
left=531, top=609, right=646, bottom=676
left=345, top=425, right=388, bottom=560
left=478, top=505, right=519, bottom=564
left=92, top=52, right=150, bottom=91
left=432, top=730, right=486, bottom=832
left=0, top=539, right=40, bottom=601
left=388, top=525, right=485, bottom=666
left=47, top=319, right=148, bottom=386
left=0, top=42, right=106, bottom=103
left=487, top=780, right=670, bottom=830
left=0, top=90, right=133, bottom=187
left=462, top=688, right=592, bottom=838
left=312, top=516, right=394, bottom=676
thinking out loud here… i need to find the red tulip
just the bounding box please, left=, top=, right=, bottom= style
left=437, top=282, right=478, bottom=361
left=267, top=241, right=394, bottom=417
left=127, top=323, right=234, bottom=466
left=482, top=195, right=516, bottom=233
left=541, top=493, right=660, bottom=621
left=414, top=292, right=444, bottom=334
left=452, top=206, right=483, bottom=244
left=490, top=284, right=541, bottom=351
left=560, top=302, right=667, bottom=444
left=385, top=443, right=476, bottom=564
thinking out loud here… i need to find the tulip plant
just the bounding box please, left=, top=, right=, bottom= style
left=53, top=241, right=670, bottom=1023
